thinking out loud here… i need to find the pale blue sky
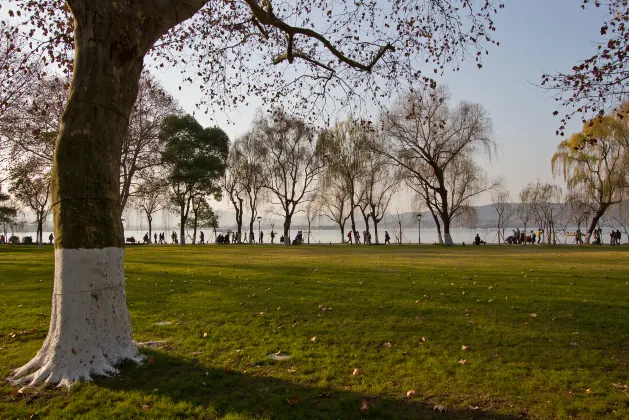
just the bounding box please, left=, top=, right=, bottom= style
left=153, top=0, right=609, bottom=208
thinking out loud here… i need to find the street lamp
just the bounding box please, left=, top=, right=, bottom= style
left=417, top=212, right=422, bottom=244
left=257, top=216, right=262, bottom=244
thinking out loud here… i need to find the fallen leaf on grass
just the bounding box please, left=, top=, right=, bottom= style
left=613, top=383, right=629, bottom=390
left=461, top=345, right=468, bottom=351
left=287, top=395, right=299, bottom=405
left=353, top=368, right=360, bottom=376
left=421, top=336, right=427, bottom=342
left=433, top=404, right=446, bottom=412
left=529, top=313, right=537, bottom=318
left=142, top=404, right=150, bottom=410
left=360, top=399, right=369, bottom=412
left=203, top=332, right=208, bottom=338
left=406, top=390, right=416, bottom=397
left=383, top=342, right=392, bottom=348
left=458, top=359, right=467, bottom=365
left=311, top=336, right=317, bottom=342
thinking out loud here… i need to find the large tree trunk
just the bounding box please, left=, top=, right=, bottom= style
left=249, top=217, right=255, bottom=244
left=192, top=212, right=198, bottom=244
left=147, top=214, right=153, bottom=244
left=338, top=223, right=345, bottom=243
left=372, top=215, right=380, bottom=244
left=179, top=207, right=186, bottom=246
left=7, top=0, right=205, bottom=387
left=428, top=207, right=443, bottom=244
left=585, top=205, right=609, bottom=244
left=236, top=198, right=243, bottom=244
left=443, top=217, right=454, bottom=246
left=283, top=212, right=291, bottom=246
left=9, top=4, right=151, bottom=388
left=37, top=215, right=43, bottom=248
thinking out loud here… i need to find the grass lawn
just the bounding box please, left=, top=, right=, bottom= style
left=1, top=244, right=629, bottom=419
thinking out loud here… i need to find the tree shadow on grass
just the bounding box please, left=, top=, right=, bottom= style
left=97, top=349, right=524, bottom=420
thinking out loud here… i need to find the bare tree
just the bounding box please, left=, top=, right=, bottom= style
left=132, top=175, right=167, bottom=244
left=491, top=186, right=513, bottom=245
left=360, top=143, right=399, bottom=244
left=6, top=76, right=66, bottom=165
left=231, top=130, right=267, bottom=242
left=9, top=157, right=51, bottom=247
left=120, top=73, right=181, bottom=212
left=0, top=22, right=42, bottom=122
left=222, top=155, right=246, bottom=244
left=392, top=208, right=407, bottom=245
left=318, top=177, right=351, bottom=242
left=379, top=86, right=496, bottom=245
left=258, top=111, right=325, bottom=246
left=304, top=200, right=321, bottom=244
left=320, top=119, right=370, bottom=240
left=565, top=191, right=591, bottom=236
left=521, top=181, right=563, bottom=246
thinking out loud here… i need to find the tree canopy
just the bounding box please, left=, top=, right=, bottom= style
left=3, top=0, right=503, bottom=120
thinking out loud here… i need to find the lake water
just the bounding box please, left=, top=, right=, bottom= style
left=11, top=227, right=624, bottom=246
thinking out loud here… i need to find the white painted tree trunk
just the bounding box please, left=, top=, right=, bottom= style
left=10, top=248, right=141, bottom=388
left=444, top=232, right=454, bottom=246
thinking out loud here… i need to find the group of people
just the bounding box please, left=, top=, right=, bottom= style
left=610, top=230, right=623, bottom=245
left=574, top=228, right=623, bottom=245
left=505, top=228, right=541, bottom=245
left=345, top=230, right=391, bottom=245
left=216, top=230, right=277, bottom=245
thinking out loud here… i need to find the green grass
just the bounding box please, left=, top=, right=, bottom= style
left=1, top=244, right=629, bottom=419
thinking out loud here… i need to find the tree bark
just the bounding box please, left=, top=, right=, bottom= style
left=371, top=214, right=380, bottom=244
left=283, top=212, right=292, bottom=246
left=37, top=213, right=43, bottom=248
left=8, top=0, right=204, bottom=387
left=147, top=214, right=153, bottom=244
left=180, top=208, right=186, bottom=246
left=443, top=218, right=453, bottom=246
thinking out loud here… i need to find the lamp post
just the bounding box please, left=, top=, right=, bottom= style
left=257, top=216, right=262, bottom=244
left=417, top=213, right=422, bottom=244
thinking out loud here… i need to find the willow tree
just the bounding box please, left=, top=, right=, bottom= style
left=551, top=111, right=627, bottom=243
left=379, top=86, right=496, bottom=245
left=4, top=0, right=502, bottom=387
left=258, top=111, right=325, bottom=245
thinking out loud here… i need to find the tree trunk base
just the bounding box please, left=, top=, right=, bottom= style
left=8, top=248, right=141, bottom=388
left=444, top=232, right=454, bottom=245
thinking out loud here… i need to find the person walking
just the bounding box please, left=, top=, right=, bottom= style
left=384, top=231, right=391, bottom=245
left=346, top=230, right=353, bottom=244
left=259, top=231, right=264, bottom=244
left=200, top=231, right=205, bottom=244
left=49, top=233, right=54, bottom=244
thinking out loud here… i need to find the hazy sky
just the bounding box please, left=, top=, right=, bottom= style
left=2, top=1, right=611, bottom=213
left=148, top=0, right=608, bottom=210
